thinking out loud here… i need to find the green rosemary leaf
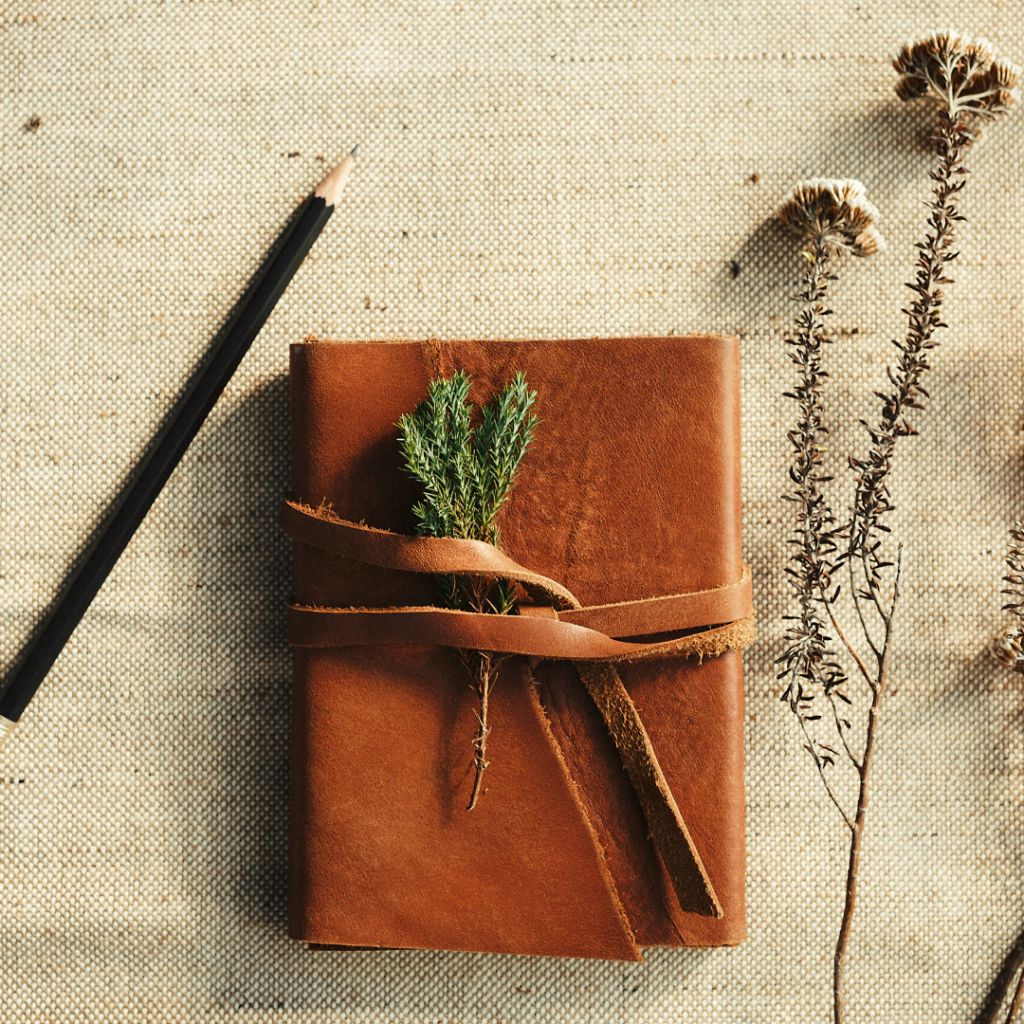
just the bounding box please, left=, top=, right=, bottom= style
left=395, top=368, right=540, bottom=811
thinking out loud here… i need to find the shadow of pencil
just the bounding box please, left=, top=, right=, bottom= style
left=195, top=371, right=293, bottom=930
left=0, top=194, right=314, bottom=720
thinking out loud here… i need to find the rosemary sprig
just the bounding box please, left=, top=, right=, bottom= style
left=397, top=370, right=539, bottom=810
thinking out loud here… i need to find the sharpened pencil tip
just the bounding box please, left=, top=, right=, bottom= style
left=350, top=143, right=359, bottom=156
left=314, top=149, right=357, bottom=207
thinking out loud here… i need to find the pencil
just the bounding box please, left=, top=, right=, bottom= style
left=0, top=147, right=357, bottom=743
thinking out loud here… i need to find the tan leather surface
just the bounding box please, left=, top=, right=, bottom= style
left=574, top=659, right=722, bottom=919
left=289, top=645, right=641, bottom=960
left=287, top=336, right=748, bottom=959
left=280, top=499, right=751, bottom=922
left=535, top=650, right=747, bottom=948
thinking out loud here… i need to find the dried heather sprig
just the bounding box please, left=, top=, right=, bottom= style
left=777, top=180, right=884, bottom=699
left=848, top=34, right=1018, bottom=577
left=777, top=181, right=883, bottom=824
left=776, top=32, right=1019, bottom=1024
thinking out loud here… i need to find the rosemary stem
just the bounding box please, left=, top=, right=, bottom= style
left=466, top=653, right=493, bottom=811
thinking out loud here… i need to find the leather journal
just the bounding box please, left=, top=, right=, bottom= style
left=281, top=336, right=753, bottom=962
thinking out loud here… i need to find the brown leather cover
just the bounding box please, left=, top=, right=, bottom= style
left=286, top=336, right=748, bottom=961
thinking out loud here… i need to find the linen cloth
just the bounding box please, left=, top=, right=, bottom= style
left=1, top=1, right=1022, bottom=1020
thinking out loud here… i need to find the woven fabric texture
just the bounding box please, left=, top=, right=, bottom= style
left=1, top=1, right=1022, bottom=1020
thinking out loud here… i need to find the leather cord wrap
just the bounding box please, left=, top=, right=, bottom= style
left=285, top=604, right=753, bottom=664
left=280, top=497, right=756, bottom=921
left=280, top=498, right=754, bottom=653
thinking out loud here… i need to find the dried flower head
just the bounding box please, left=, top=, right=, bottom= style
left=989, top=629, right=1024, bottom=670
left=894, top=30, right=1021, bottom=120
left=778, top=178, right=885, bottom=257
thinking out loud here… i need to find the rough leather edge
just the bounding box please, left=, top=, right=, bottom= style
left=603, top=613, right=758, bottom=664
left=524, top=673, right=643, bottom=962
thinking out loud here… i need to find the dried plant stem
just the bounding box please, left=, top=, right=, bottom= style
left=982, top=536, right=1024, bottom=1024
left=1007, top=968, right=1024, bottom=1024
left=830, top=553, right=901, bottom=1024
left=462, top=576, right=507, bottom=811
left=825, top=111, right=966, bottom=1024
left=977, top=928, right=1024, bottom=1024
left=847, top=107, right=966, bottom=570
left=821, top=582, right=874, bottom=690
left=780, top=106, right=969, bottom=1024
left=788, top=669, right=854, bottom=829
left=776, top=31, right=1021, bottom=1024
left=783, top=238, right=837, bottom=674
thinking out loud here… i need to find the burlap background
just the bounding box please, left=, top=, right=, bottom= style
left=2, top=1, right=1022, bottom=1020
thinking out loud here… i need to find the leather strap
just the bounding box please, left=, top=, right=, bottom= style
left=280, top=498, right=753, bottom=634
left=575, top=662, right=723, bottom=918
left=281, top=497, right=754, bottom=921
left=280, top=498, right=579, bottom=610
left=285, top=603, right=755, bottom=664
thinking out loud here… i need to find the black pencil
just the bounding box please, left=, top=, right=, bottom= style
left=0, top=147, right=357, bottom=742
